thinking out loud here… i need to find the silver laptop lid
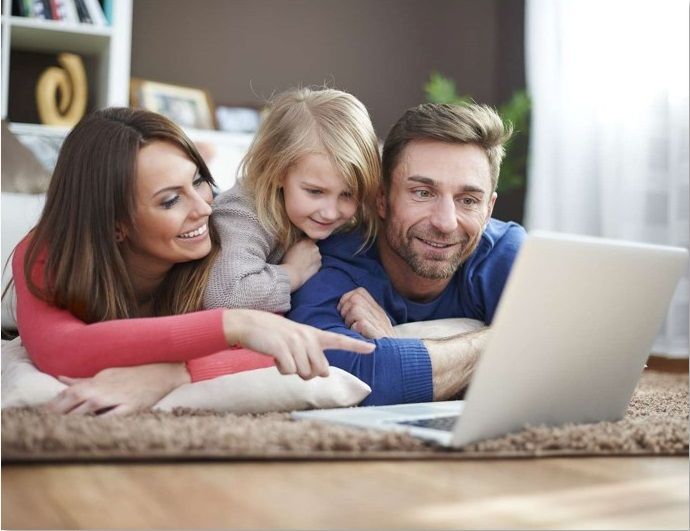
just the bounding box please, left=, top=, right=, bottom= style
left=453, top=231, right=688, bottom=446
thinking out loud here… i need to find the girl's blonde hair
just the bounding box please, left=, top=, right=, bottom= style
left=240, top=87, right=381, bottom=249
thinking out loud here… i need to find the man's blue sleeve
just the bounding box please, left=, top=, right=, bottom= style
left=475, top=223, right=528, bottom=324
left=288, top=267, right=433, bottom=405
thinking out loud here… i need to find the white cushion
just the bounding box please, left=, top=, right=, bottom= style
left=154, top=365, right=369, bottom=414
left=0, top=318, right=484, bottom=413
left=1, top=337, right=66, bottom=407
left=0, top=337, right=371, bottom=413
left=1, top=192, right=46, bottom=330
left=394, top=317, right=484, bottom=338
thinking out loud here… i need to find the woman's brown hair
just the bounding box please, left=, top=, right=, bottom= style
left=23, top=107, right=220, bottom=322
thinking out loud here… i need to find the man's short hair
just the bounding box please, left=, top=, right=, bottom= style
left=381, top=103, right=513, bottom=193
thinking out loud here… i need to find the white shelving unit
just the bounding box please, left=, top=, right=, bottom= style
left=1, top=1, right=252, bottom=193
left=185, top=127, right=254, bottom=192
left=1, top=0, right=132, bottom=121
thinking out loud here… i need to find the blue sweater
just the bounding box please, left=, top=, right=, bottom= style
left=288, top=219, right=526, bottom=405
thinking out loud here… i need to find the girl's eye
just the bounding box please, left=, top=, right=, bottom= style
left=193, top=176, right=205, bottom=188
left=306, top=188, right=323, bottom=195
left=162, top=196, right=180, bottom=209
left=340, top=191, right=354, bottom=199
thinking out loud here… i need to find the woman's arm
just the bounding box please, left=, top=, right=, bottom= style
left=46, top=363, right=192, bottom=415
left=14, top=237, right=374, bottom=382
left=14, top=241, right=229, bottom=377
left=185, top=348, right=274, bottom=382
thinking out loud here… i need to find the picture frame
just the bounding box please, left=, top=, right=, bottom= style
left=130, top=79, right=216, bottom=130
left=215, top=102, right=266, bottom=134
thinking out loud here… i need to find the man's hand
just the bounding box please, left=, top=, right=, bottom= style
left=337, top=287, right=395, bottom=339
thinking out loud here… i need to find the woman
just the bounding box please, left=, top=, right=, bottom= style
left=12, top=107, right=373, bottom=415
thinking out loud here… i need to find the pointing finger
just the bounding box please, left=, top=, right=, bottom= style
left=319, top=332, right=375, bottom=354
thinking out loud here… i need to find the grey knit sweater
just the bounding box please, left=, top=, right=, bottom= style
left=203, top=183, right=292, bottom=312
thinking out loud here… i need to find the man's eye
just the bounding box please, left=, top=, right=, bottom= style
left=461, top=197, right=479, bottom=207
left=162, top=196, right=180, bottom=209
left=414, top=189, right=432, bottom=199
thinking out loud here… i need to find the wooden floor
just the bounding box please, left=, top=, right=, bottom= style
left=2, top=456, right=688, bottom=529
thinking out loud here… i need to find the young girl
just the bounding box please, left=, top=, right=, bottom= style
left=203, top=87, right=381, bottom=312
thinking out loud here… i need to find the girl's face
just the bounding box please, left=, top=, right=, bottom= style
left=121, top=141, right=213, bottom=277
left=282, top=152, right=357, bottom=240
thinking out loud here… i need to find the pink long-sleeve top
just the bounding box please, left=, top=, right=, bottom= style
left=12, top=237, right=273, bottom=382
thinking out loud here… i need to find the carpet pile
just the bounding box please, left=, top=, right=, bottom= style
left=2, top=371, right=687, bottom=461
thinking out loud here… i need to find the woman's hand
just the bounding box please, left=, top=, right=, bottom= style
left=222, top=309, right=375, bottom=379
left=44, top=363, right=190, bottom=416
left=337, top=287, right=395, bottom=339
left=281, top=238, right=322, bottom=291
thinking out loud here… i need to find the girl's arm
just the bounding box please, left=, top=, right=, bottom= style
left=204, top=191, right=292, bottom=313
left=281, top=238, right=322, bottom=292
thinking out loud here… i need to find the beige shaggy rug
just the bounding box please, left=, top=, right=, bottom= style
left=2, top=371, right=687, bottom=462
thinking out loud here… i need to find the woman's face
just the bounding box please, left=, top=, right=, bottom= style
left=121, top=141, right=213, bottom=277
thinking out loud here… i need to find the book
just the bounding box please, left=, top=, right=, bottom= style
left=73, top=0, right=92, bottom=23
left=12, top=0, right=26, bottom=17
left=22, top=0, right=32, bottom=17
left=56, top=0, right=79, bottom=23
left=102, top=0, right=113, bottom=25
left=82, top=0, right=106, bottom=25
left=31, top=0, right=49, bottom=19
left=48, top=0, right=60, bottom=19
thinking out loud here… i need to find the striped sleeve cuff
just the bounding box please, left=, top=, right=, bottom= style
left=378, top=336, right=433, bottom=403
left=186, top=348, right=275, bottom=382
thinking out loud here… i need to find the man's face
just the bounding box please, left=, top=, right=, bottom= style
left=378, top=140, right=496, bottom=281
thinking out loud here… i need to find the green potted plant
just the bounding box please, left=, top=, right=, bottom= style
left=423, top=72, right=530, bottom=194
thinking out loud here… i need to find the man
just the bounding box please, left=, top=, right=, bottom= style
left=288, top=103, right=526, bottom=405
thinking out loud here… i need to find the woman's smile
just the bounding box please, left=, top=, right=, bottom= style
left=177, top=222, right=209, bottom=240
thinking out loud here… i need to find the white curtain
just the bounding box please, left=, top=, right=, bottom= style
left=525, top=0, right=689, bottom=357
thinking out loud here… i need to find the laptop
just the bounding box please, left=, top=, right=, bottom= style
left=292, top=231, right=689, bottom=447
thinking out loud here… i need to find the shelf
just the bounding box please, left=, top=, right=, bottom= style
left=3, top=16, right=112, bottom=54
left=5, top=121, right=252, bottom=193
left=8, top=122, right=70, bottom=137
left=1, top=0, right=131, bottom=119
left=184, top=126, right=253, bottom=144
left=7, top=122, right=256, bottom=143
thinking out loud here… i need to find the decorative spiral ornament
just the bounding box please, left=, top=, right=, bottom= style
left=35, top=53, right=88, bottom=127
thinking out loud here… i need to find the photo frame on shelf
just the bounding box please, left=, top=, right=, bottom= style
left=130, top=79, right=216, bottom=130
left=215, top=103, right=266, bottom=134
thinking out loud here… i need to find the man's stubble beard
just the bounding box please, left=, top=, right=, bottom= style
left=383, top=217, right=483, bottom=280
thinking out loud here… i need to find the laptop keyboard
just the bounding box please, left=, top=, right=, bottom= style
left=396, top=415, right=459, bottom=432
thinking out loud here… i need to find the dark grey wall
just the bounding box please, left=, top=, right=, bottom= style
left=131, top=0, right=524, bottom=137
left=131, top=0, right=526, bottom=221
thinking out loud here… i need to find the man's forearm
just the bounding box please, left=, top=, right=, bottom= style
left=424, top=327, right=490, bottom=401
